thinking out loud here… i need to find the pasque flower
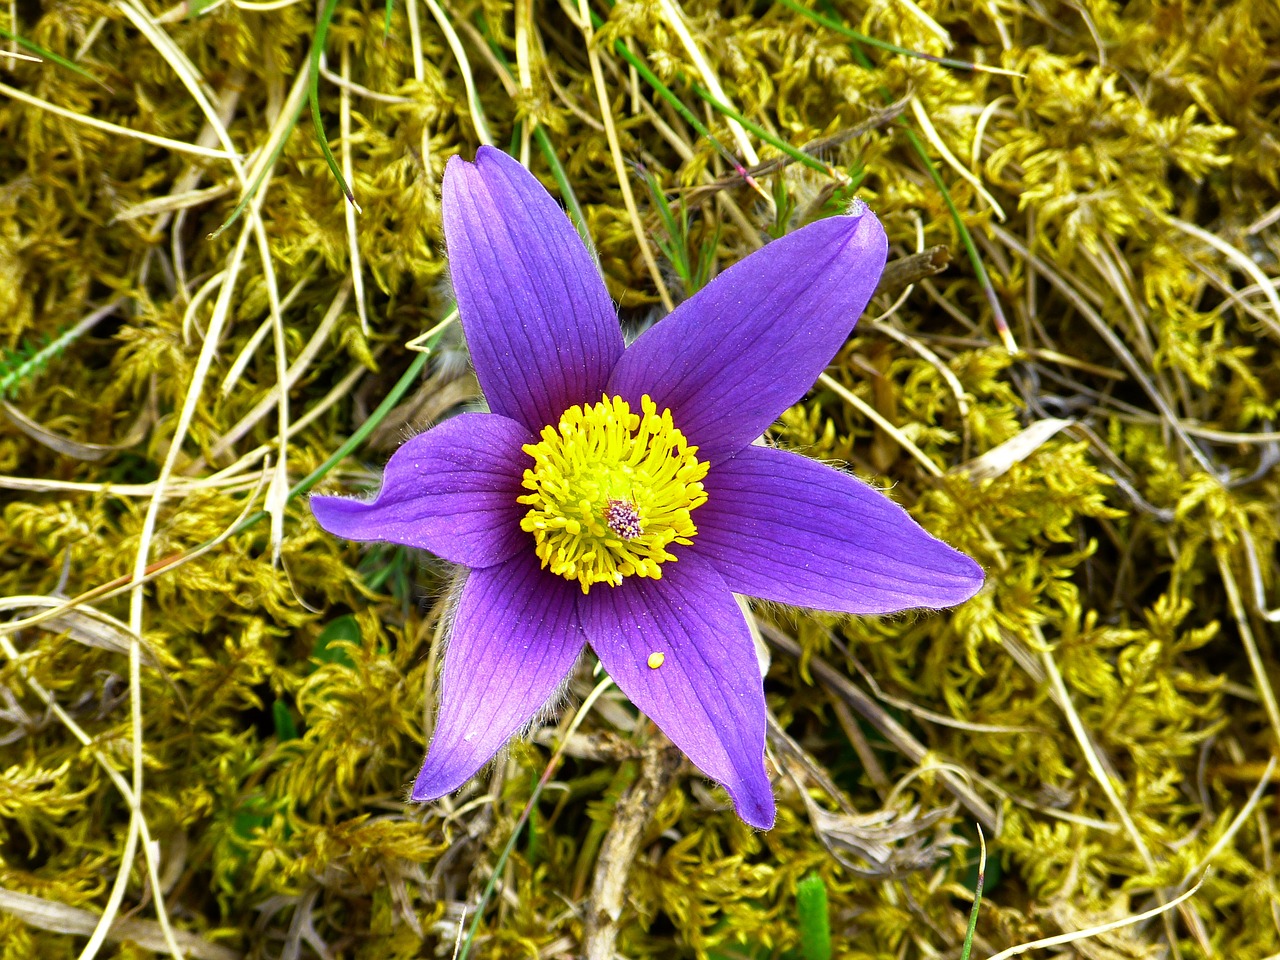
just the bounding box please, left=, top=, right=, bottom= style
left=312, top=146, right=983, bottom=829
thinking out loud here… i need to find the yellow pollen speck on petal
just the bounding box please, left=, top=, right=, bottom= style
left=647, top=651, right=665, bottom=669
left=518, top=394, right=709, bottom=593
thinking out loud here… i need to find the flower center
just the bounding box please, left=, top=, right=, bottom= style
left=518, top=395, right=709, bottom=593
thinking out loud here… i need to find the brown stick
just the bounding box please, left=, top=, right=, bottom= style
left=876, top=245, right=952, bottom=298
left=582, top=740, right=684, bottom=959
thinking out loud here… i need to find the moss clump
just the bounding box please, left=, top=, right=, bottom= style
left=1, top=0, right=1278, bottom=957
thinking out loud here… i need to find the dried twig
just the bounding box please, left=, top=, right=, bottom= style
left=582, top=739, right=684, bottom=959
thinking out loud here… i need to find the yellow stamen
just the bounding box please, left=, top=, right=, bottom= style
left=647, top=652, right=665, bottom=669
left=519, top=394, right=709, bottom=593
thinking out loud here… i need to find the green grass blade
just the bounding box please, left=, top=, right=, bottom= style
left=902, top=124, right=1014, bottom=350
left=960, top=826, right=987, bottom=960
left=308, top=0, right=357, bottom=206
left=587, top=13, right=756, bottom=183
left=637, top=163, right=694, bottom=286
left=224, top=313, right=451, bottom=542
left=455, top=676, right=614, bottom=960
left=0, top=25, right=101, bottom=84
left=825, top=0, right=1015, bottom=350
left=0, top=302, right=118, bottom=399
left=689, top=83, right=834, bottom=178
left=208, top=85, right=307, bottom=240
left=796, top=873, right=832, bottom=960
left=775, top=0, right=1021, bottom=76
left=534, top=126, right=593, bottom=250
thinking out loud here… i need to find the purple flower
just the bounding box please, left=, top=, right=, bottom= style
left=312, top=146, right=983, bottom=830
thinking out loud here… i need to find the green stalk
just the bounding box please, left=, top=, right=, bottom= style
left=688, top=82, right=835, bottom=177
left=534, top=126, right=592, bottom=250
left=308, top=0, right=356, bottom=206
left=828, top=0, right=1014, bottom=349
left=0, top=25, right=100, bottom=83
left=960, top=829, right=988, bottom=960
left=227, top=317, right=448, bottom=539
left=796, top=873, right=832, bottom=960
left=775, top=0, right=1017, bottom=75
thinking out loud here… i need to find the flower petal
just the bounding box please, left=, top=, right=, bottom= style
left=692, top=445, right=984, bottom=614
left=443, top=146, right=625, bottom=435
left=412, top=550, right=586, bottom=800
left=310, top=412, right=531, bottom=568
left=579, top=553, right=774, bottom=829
left=607, top=207, right=888, bottom=461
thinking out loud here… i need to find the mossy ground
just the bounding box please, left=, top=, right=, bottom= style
left=1, top=0, right=1278, bottom=957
